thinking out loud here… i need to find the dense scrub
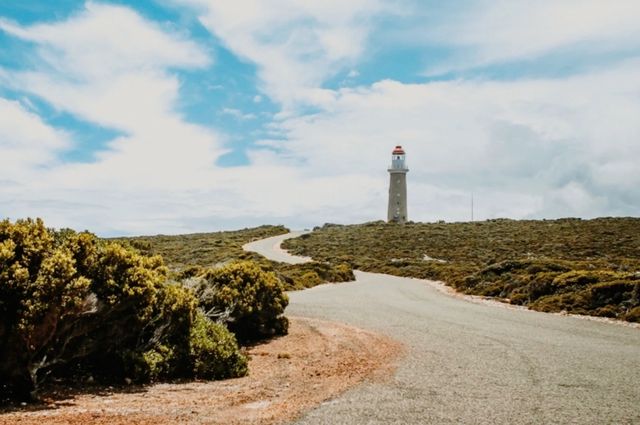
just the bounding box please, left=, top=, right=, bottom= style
left=186, top=262, right=289, bottom=343
left=0, top=219, right=248, bottom=403
left=117, top=227, right=354, bottom=290
left=283, top=218, right=640, bottom=321
left=273, top=261, right=355, bottom=290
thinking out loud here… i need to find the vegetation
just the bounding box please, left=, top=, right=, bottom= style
left=271, top=261, right=355, bottom=290
left=187, top=261, right=289, bottom=343
left=1, top=218, right=350, bottom=404
left=114, top=225, right=288, bottom=270
left=187, top=311, right=248, bottom=380
left=0, top=218, right=253, bottom=402
left=283, top=218, right=640, bottom=322
left=116, top=226, right=354, bottom=290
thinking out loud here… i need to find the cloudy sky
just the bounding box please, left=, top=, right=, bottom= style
left=1, top=1, right=639, bottom=235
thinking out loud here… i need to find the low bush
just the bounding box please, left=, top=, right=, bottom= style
left=625, top=306, right=640, bottom=322
left=0, top=218, right=247, bottom=402
left=189, top=311, right=248, bottom=379
left=276, top=261, right=355, bottom=289
left=530, top=291, right=592, bottom=315
left=189, top=261, right=289, bottom=342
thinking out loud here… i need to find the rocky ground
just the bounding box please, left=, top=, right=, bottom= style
left=0, top=317, right=401, bottom=425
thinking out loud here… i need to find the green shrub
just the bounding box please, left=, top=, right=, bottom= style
left=276, top=261, right=355, bottom=289
left=117, top=281, right=199, bottom=383
left=189, top=312, right=248, bottom=379
left=593, top=305, right=618, bottom=318
left=632, top=283, right=640, bottom=306
left=193, top=261, right=289, bottom=342
left=118, top=288, right=247, bottom=383
left=121, top=344, right=176, bottom=383
left=334, top=263, right=355, bottom=279
left=0, top=219, right=99, bottom=400
left=0, top=218, right=248, bottom=402
left=624, top=306, right=640, bottom=322
left=552, top=270, right=621, bottom=288
left=299, top=271, right=322, bottom=288
left=530, top=291, right=592, bottom=315
left=589, top=281, right=635, bottom=307
left=509, top=288, right=529, bottom=305
left=527, top=272, right=561, bottom=301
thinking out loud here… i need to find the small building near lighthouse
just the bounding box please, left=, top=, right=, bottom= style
left=387, top=145, right=409, bottom=223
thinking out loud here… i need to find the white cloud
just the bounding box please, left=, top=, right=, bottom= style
left=16, top=71, right=180, bottom=133
left=0, top=98, right=69, bottom=174
left=0, top=2, right=209, bottom=79
left=0, top=2, right=222, bottom=182
left=176, top=0, right=390, bottom=109
left=7, top=57, right=639, bottom=232
left=253, top=60, right=640, bottom=222
left=422, top=0, right=640, bottom=73
left=0, top=2, right=227, bottom=232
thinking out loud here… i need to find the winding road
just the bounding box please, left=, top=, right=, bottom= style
left=244, top=233, right=640, bottom=424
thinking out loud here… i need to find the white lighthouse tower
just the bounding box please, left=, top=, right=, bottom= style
left=387, top=145, right=409, bottom=223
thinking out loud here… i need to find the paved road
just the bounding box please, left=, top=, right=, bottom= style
left=245, top=233, right=640, bottom=424
left=243, top=232, right=312, bottom=264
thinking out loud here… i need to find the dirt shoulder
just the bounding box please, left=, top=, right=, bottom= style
left=1, top=317, right=401, bottom=425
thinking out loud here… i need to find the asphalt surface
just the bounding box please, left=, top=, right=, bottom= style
left=243, top=232, right=312, bottom=264
left=245, top=233, right=640, bottom=425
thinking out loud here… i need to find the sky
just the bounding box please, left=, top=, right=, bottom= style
left=0, top=0, right=639, bottom=236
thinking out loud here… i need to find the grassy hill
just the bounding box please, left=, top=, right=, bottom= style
left=113, top=225, right=288, bottom=270
left=282, top=218, right=640, bottom=322
left=114, top=225, right=353, bottom=290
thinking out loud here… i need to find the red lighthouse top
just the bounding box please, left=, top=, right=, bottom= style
left=392, top=145, right=405, bottom=155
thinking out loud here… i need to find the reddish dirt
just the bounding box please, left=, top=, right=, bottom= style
left=0, top=317, right=401, bottom=425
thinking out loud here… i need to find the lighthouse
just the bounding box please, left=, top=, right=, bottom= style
left=387, top=145, right=409, bottom=223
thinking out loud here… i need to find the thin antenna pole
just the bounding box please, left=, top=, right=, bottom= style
left=471, top=192, right=474, bottom=222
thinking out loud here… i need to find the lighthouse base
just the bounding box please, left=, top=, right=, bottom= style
left=387, top=170, right=408, bottom=223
